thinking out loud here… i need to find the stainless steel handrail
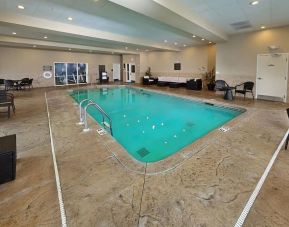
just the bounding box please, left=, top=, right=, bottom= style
left=83, top=102, right=113, bottom=136
left=78, top=98, right=93, bottom=125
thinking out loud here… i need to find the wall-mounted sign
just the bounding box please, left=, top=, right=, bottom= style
left=43, top=65, right=52, bottom=71
left=43, top=71, right=52, bottom=79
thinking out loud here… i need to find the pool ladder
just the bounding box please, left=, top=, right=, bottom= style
left=78, top=99, right=113, bottom=136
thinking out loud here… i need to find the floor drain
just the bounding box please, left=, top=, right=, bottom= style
left=137, top=148, right=150, bottom=157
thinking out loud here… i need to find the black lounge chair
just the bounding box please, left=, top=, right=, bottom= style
left=235, top=81, right=254, bottom=99
left=0, top=90, right=15, bottom=118
left=215, top=80, right=234, bottom=100
left=19, top=78, right=30, bottom=89
left=4, top=80, right=16, bottom=91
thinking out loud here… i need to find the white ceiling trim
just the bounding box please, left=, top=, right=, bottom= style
left=108, top=0, right=228, bottom=42
left=0, top=12, right=181, bottom=51
left=0, top=36, right=139, bottom=54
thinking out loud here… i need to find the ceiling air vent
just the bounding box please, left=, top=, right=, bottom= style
left=230, top=21, right=252, bottom=30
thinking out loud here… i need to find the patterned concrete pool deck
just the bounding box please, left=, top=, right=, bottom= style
left=0, top=84, right=289, bottom=227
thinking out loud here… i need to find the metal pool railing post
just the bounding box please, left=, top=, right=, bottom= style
left=78, top=99, right=92, bottom=125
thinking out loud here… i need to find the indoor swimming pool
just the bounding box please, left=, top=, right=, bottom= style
left=70, top=87, right=244, bottom=163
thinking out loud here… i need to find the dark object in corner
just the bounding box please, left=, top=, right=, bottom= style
left=0, top=134, right=16, bottom=184
left=207, top=83, right=215, bottom=91
left=187, top=79, right=202, bottom=90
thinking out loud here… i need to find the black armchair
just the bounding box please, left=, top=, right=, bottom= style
left=285, top=108, right=289, bottom=150
left=143, top=76, right=157, bottom=85
left=0, top=90, right=15, bottom=118
left=235, top=81, right=254, bottom=99
left=215, top=80, right=234, bottom=100
left=187, top=79, right=202, bottom=90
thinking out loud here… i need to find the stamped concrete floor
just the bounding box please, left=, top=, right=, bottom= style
left=0, top=85, right=288, bottom=227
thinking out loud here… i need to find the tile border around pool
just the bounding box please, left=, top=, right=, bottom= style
left=66, top=84, right=251, bottom=175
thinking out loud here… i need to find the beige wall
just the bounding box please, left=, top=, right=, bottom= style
left=142, top=46, right=210, bottom=80
left=0, top=46, right=121, bottom=87
left=216, top=25, right=289, bottom=87
left=208, top=44, right=216, bottom=72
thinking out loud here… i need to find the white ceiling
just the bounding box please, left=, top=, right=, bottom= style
left=0, top=0, right=288, bottom=54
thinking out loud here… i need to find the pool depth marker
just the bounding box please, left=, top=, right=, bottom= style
left=234, top=128, right=289, bottom=227
left=45, top=92, right=68, bottom=227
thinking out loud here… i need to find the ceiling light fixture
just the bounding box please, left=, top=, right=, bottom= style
left=261, top=26, right=266, bottom=29
left=33, top=45, right=37, bottom=48
left=183, top=44, right=187, bottom=47
left=209, top=41, right=212, bottom=44
left=67, top=17, right=73, bottom=21
left=174, top=42, right=178, bottom=45
left=12, top=32, right=16, bottom=35
left=250, top=1, right=259, bottom=5
left=18, top=5, right=24, bottom=9
left=192, top=35, right=196, bottom=38
left=68, top=48, right=71, bottom=51
left=44, top=36, right=48, bottom=39
left=201, top=38, right=205, bottom=41
left=164, top=40, right=168, bottom=43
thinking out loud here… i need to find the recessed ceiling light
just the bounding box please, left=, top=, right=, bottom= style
left=261, top=26, right=266, bottom=29
left=68, top=48, right=71, bottom=51
left=18, top=5, right=24, bottom=9
left=164, top=40, right=168, bottom=43
left=250, top=1, right=259, bottom=5
left=43, top=36, right=48, bottom=39
left=12, top=32, right=16, bottom=35
left=33, top=45, right=37, bottom=48
left=192, top=35, right=196, bottom=38
left=174, top=42, right=178, bottom=45
left=67, top=17, right=73, bottom=21
left=183, top=44, right=187, bottom=47
left=201, top=38, right=205, bottom=41
left=209, top=41, right=212, bottom=44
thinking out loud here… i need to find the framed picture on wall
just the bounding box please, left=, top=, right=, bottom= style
left=174, top=63, right=181, bottom=70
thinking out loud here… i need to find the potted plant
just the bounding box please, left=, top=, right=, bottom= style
left=205, top=68, right=216, bottom=91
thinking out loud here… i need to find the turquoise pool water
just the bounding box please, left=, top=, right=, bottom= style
left=70, top=87, right=244, bottom=163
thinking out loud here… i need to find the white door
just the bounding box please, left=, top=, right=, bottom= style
left=113, top=64, right=120, bottom=81
left=256, top=53, right=288, bottom=102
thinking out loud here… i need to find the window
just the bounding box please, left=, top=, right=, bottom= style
left=54, top=62, right=88, bottom=86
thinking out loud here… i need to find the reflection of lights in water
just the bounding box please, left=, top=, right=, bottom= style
left=137, top=120, right=140, bottom=123
left=161, top=123, right=164, bottom=126
left=146, top=116, right=149, bottom=120
left=164, top=141, right=168, bottom=144
left=123, top=114, right=126, bottom=118
left=182, top=129, right=186, bottom=132
left=142, top=130, right=145, bottom=134
left=174, top=135, right=177, bottom=138
left=152, top=125, right=156, bottom=130
left=126, top=123, right=129, bottom=127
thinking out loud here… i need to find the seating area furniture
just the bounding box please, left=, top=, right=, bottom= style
left=215, top=80, right=235, bottom=100
left=3, top=78, right=33, bottom=90
left=0, top=79, right=4, bottom=89
left=0, top=134, right=17, bottom=184
left=143, top=76, right=158, bottom=85
left=187, top=78, right=202, bottom=90
left=0, top=90, right=15, bottom=118
left=235, top=81, right=255, bottom=99
left=157, top=76, right=187, bottom=87
left=100, top=72, right=109, bottom=84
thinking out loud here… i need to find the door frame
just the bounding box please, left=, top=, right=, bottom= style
left=256, top=53, right=288, bottom=102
